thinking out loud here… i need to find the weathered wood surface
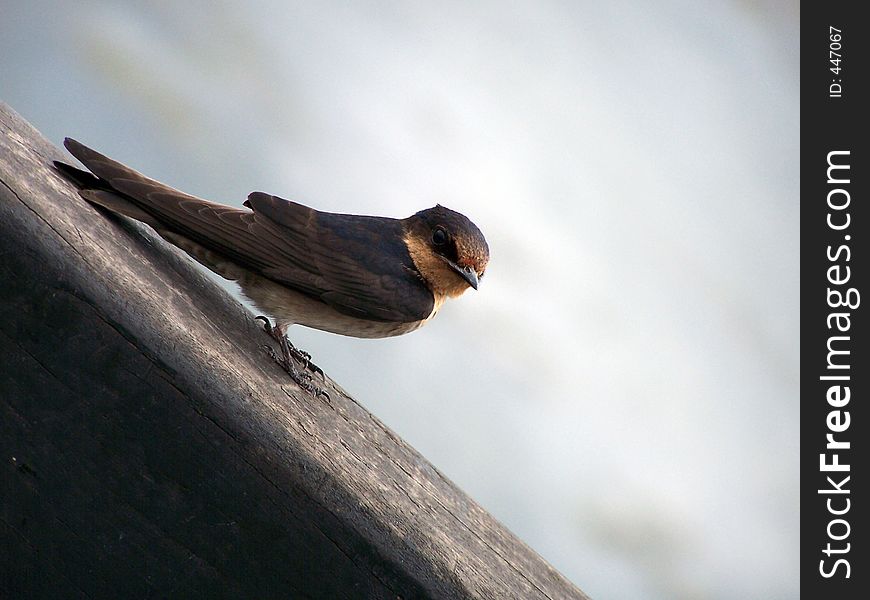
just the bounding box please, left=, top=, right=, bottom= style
left=0, top=103, right=588, bottom=599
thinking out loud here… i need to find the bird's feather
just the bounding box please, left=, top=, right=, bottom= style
left=58, top=138, right=434, bottom=323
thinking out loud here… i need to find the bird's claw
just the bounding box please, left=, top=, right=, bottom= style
left=255, top=315, right=272, bottom=330
left=257, top=315, right=328, bottom=396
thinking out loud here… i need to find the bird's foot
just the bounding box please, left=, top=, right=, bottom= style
left=256, top=316, right=328, bottom=398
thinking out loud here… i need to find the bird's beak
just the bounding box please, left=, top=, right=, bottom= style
left=440, top=257, right=479, bottom=290
left=460, top=265, right=480, bottom=290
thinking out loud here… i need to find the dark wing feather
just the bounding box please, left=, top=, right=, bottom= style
left=58, top=139, right=434, bottom=323
left=245, top=192, right=433, bottom=321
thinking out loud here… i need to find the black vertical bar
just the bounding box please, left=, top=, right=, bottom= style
left=802, top=4, right=867, bottom=597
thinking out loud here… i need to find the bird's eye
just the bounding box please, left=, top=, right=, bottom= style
left=432, top=227, right=448, bottom=246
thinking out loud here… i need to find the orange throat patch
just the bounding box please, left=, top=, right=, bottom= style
left=403, top=232, right=471, bottom=305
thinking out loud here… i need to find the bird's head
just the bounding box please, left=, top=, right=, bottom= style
left=403, top=205, right=489, bottom=299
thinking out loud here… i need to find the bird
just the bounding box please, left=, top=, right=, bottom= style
left=54, top=138, right=489, bottom=392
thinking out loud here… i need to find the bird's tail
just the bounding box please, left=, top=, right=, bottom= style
left=54, top=141, right=162, bottom=227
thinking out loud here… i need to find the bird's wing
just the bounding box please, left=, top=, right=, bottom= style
left=59, top=138, right=434, bottom=323
left=245, top=192, right=435, bottom=322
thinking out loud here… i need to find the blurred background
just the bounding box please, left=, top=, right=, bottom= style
left=1, top=1, right=799, bottom=598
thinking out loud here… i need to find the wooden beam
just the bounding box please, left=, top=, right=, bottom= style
left=0, top=103, right=588, bottom=599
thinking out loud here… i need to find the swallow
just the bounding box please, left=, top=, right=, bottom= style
left=54, top=139, right=489, bottom=391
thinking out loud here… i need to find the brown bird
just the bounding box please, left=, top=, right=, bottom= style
left=54, top=139, right=489, bottom=391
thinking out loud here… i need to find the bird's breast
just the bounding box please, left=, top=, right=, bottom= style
left=236, top=268, right=435, bottom=339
